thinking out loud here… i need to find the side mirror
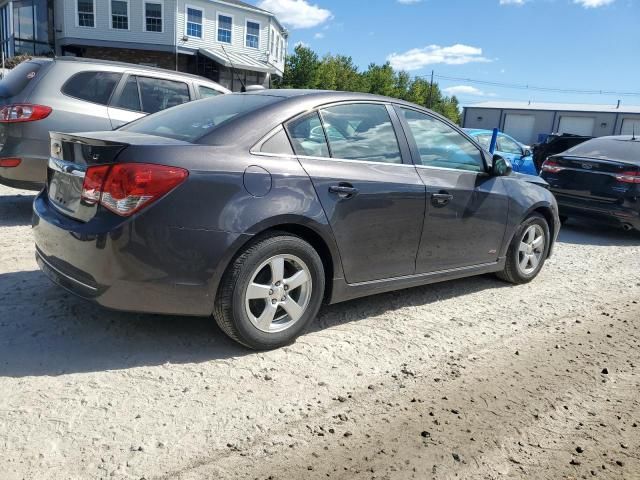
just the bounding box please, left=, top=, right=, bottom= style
left=523, top=148, right=532, bottom=157
left=492, top=154, right=513, bottom=176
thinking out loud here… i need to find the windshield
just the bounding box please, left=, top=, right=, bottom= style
left=120, top=93, right=284, bottom=142
left=0, top=61, right=45, bottom=98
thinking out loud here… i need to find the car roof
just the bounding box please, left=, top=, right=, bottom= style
left=49, top=56, right=225, bottom=85
left=563, top=135, right=640, bottom=165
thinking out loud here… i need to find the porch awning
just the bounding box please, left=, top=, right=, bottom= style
left=199, top=48, right=277, bottom=74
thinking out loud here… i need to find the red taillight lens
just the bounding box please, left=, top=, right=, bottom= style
left=541, top=159, right=565, bottom=173
left=89, top=163, right=189, bottom=216
left=0, top=104, right=52, bottom=123
left=0, top=157, right=22, bottom=167
left=615, top=170, right=640, bottom=184
left=81, top=165, right=111, bottom=204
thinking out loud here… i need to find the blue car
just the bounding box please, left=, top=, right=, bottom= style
left=465, top=129, right=538, bottom=175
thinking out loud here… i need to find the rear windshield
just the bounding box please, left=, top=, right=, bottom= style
left=120, top=94, right=283, bottom=142
left=0, top=61, right=44, bottom=98
left=565, top=137, right=640, bottom=163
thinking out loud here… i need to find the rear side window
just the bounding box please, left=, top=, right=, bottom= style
left=137, top=76, right=190, bottom=114
left=286, top=112, right=330, bottom=158
left=121, top=93, right=283, bottom=142
left=0, top=61, right=43, bottom=98
left=319, top=104, right=402, bottom=164
left=112, top=75, right=190, bottom=114
left=61, top=71, right=122, bottom=106
left=198, top=85, right=222, bottom=98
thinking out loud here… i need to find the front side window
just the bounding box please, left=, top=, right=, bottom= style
left=320, top=104, right=402, bottom=164
left=246, top=21, right=259, bottom=48
left=137, top=76, right=190, bottom=114
left=186, top=7, right=202, bottom=38
left=475, top=134, right=492, bottom=151
left=77, top=0, right=94, bottom=27
left=400, top=108, right=484, bottom=172
left=218, top=14, right=232, bottom=43
left=111, top=0, right=128, bottom=29
left=61, top=71, right=122, bottom=106
left=145, top=2, right=162, bottom=32
left=286, top=112, right=330, bottom=158
left=498, top=135, right=523, bottom=155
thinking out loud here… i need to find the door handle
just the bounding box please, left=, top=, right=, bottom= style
left=431, top=192, right=453, bottom=207
left=329, top=184, right=358, bottom=198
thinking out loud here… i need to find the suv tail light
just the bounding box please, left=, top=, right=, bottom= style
left=0, top=104, right=52, bottom=123
left=541, top=159, right=565, bottom=173
left=80, top=163, right=188, bottom=216
left=615, top=169, right=640, bottom=184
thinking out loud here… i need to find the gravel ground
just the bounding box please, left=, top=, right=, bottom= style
left=0, top=184, right=639, bottom=480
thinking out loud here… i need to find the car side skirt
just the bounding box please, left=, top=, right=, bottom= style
left=328, top=258, right=506, bottom=304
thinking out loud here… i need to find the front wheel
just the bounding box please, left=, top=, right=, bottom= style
left=497, top=213, right=550, bottom=284
left=214, top=233, right=325, bottom=350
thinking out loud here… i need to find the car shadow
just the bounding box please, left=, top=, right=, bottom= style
left=557, top=218, right=639, bottom=247
left=0, top=193, right=36, bottom=227
left=0, top=269, right=510, bottom=378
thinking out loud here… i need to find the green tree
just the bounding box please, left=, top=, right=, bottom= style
left=362, top=62, right=396, bottom=97
left=315, top=54, right=363, bottom=92
left=281, top=44, right=320, bottom=89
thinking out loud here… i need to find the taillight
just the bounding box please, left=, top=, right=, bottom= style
left=0, top=157, right=21, bottom=167
left=81, top=163, right=188, bottom=216
left=615, top=170, right=640, bottom=184
left=0, top=104, right=52, bottom=123
left=541, top=159, right=565, bottom=173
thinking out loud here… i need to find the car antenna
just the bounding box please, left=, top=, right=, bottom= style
left=221, top=45, right=247, bottom=93
left=633, top=124, right=637, bottom=141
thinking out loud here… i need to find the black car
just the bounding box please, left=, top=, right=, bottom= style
left=33, top=90, right=560, bottom=350
left=532, top=133, right=592, bottom=172
left=541, top=135, right=640, bottom=232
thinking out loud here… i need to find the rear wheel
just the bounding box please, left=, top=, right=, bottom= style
left=497, top=213, right=550, bottom=284
left=214, top=233, right=325, bottom=350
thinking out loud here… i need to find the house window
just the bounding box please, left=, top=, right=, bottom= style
left=111, top=0, right=128, bottom=30
left=186, top=7, right=202, bottom=38
left=270, top=31, right=274, bottom=55
left=280, top=38, right=285, bottom=61
left=217, top=14, right=232, bottom=43
left=145, top=2, right=162, bottom=32
left=77, top=0, right=95, bottom=27
left=275, top=36, right=280, bottom=61
left=246, top=21, right=259, bottom=48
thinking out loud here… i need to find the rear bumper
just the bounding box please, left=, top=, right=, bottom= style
left=0, top=154, right=48, bottom=190
left=555, top=193, right=640, bottom=230
left=32, top=191, right=249, bottom=316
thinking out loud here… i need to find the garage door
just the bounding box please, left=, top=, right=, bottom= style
left=621, top=119, right=640, bottom=136
left=503, top=114, right=536, bottom=144
left=558, top=116, right=595, bottom=136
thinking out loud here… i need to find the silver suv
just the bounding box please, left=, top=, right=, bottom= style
left=0, top=57, right=229, bottom=190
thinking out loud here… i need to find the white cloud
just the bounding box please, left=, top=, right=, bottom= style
left=387, top=44, right=491, bottom=71
left=499, top=0, right=526, bottom=4
left=573, top=0, right=614, bottom=7
left=314, top=32, right=325, bottom=39
left=257, top=0, right=332, bottom=29
left=397, top=0, right=422, bottom=3
left=442, top=85, right=495, bottom=97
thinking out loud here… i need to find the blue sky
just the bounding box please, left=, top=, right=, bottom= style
left=255, top=0, right=639, bottom=107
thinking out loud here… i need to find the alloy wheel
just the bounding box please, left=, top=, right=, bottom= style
left=518, top=224, right=546, bottom=275
left=244, top=254, right=313, bottom=333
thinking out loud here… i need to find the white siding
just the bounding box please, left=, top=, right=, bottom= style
left=175, top=0, right=285, bottom=72
left=60, top=0, right=176, bottom=47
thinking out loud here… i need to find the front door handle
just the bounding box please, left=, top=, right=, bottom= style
left=431, top=192, right=453, bottom=207
left=329, top=184, right=359, bottom=198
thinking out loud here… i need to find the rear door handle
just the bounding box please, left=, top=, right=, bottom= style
left=431, top=192, right=453, bottom=207
left=329, top=184, right=359, bottom=198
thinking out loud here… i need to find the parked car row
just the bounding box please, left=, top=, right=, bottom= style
left=1, top=58, right=635, bottom=350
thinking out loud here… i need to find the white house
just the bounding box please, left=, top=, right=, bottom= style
left=0, top=0, right=287, bottom=90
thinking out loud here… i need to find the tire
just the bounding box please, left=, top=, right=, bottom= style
left=497, top=213, right=551, bottom=284
left=214, top=232, right=325, bottom=350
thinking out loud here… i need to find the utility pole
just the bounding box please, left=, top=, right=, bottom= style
left=427, top=70, right=434, bottom=108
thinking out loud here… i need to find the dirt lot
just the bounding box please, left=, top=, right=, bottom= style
left=0, top=184, right=639, bottom=480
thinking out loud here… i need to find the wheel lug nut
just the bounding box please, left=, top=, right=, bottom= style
left=284, top=285, right=289, bottom=291
left=269, top=289, right=274, bottom=295
left=275, top=281, right=281, bottom=286
left=271, top=299, right=277, bottom=305
left=281, top=297, right=286, bottom=301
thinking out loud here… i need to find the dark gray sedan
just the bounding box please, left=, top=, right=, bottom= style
left=33, top=90, right=560, bottom=349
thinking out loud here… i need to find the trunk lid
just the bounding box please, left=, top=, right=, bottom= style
left=544, top=155, right=639, bottom=202
left=47, top=131, right=189, bottom=222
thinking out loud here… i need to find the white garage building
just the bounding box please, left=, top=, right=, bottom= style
left=462, top=101, right=640, bottom=145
